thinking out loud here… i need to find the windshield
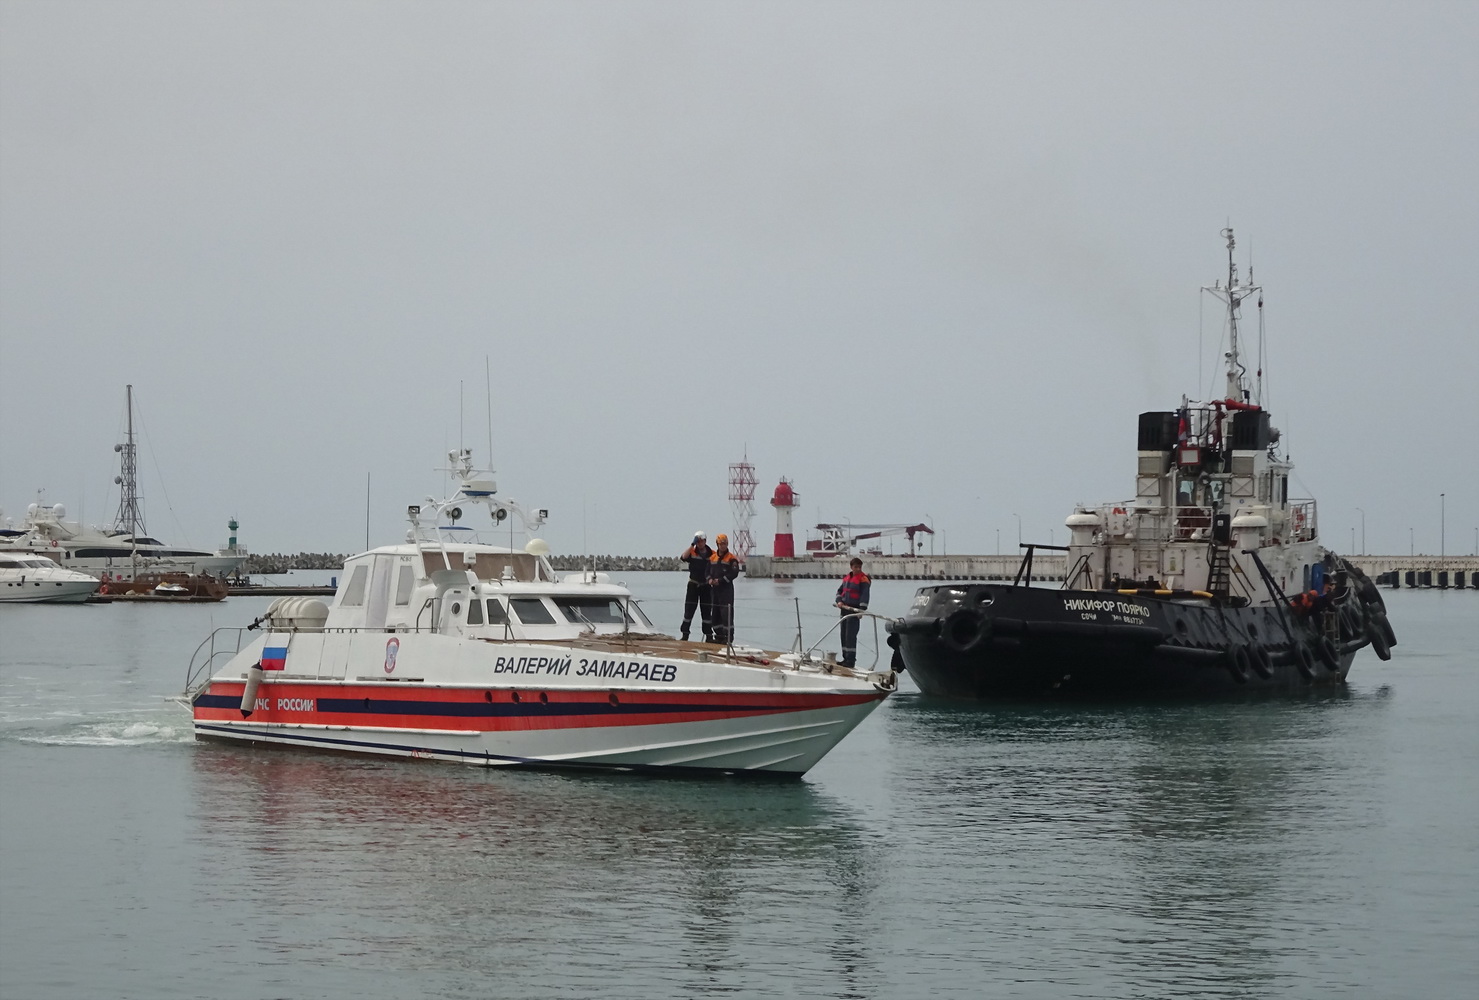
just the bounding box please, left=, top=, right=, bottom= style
left=552, top=596, right=636, bottom=625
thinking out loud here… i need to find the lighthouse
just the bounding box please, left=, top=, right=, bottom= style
left=770, top=479, right=799, bottom=557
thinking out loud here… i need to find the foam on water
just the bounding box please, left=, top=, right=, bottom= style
left=11, top=711, right=194, bottom=746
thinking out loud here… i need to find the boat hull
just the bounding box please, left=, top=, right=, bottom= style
left=889, top=582, right=1390, bottom=700
left=0, top=579, right=98, bottom=603
left=188, top=633, right=891, bottom=776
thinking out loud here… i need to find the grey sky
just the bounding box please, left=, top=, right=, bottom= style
left=2, top=1, right=1475, bottom=559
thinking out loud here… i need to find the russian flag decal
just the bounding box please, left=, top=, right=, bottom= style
left=262, top=634, right=289, bottom=670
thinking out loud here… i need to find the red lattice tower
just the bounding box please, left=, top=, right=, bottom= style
left=728, top=455, right=758, bottom=559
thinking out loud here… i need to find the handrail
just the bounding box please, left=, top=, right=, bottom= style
left=183, top=627, right=250, bottom=698
left=801, top=611, right=885, bottom=671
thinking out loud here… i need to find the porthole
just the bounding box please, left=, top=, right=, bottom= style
left=511, top=691, right=522, bottom=704
left=451, top=602, right=461, bottom=615
left=539, top=692, right=549, bottom=704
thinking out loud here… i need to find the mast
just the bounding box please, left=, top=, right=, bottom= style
left=1202, top=227, right=1260, bottom=404
left=113, top=385, right=144, bottom=579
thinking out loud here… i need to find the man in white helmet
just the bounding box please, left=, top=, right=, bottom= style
left=678, top=531, right=714, bottom=641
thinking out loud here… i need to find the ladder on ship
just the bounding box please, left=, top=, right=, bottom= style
left=1206, top=543, right=1232, bottom=598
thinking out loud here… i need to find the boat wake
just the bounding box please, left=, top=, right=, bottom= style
left=13, top=716, right=193, bottom=747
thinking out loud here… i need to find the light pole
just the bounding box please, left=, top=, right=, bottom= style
left=1409, top=527, right=1414, bottom=557
left=1351, top=527, right=1355, bottom=553
left=996, top=528, right=1000, bottom=555
left=1356, top=507, right=1365, bottom=555
left=1440, top=493, right=1445, bottom=561
left=1013, top=512, right=1021, bottom=548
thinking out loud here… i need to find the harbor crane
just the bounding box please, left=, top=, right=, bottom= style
left=805, top=522, right=935, bottom=557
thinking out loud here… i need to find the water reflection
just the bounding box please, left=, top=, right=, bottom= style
left=882, top=691, right=1390, bottom=997
left=189, top=746, right=886, bottom=997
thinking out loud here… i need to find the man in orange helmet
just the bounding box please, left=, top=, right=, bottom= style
left=708, top=533, right=742, bottom=644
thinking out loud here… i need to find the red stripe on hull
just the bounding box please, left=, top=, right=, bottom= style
left=196, top=681, right=883, bottom=733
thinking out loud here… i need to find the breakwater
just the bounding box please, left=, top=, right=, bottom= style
left=549, top=555, right=681, bottom=572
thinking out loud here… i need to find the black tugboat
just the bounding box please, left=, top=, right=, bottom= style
left=887, top=229, right=1396, bottom=699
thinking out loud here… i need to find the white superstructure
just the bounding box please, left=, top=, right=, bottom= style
left=1062, top=228, right=1326, bottom=602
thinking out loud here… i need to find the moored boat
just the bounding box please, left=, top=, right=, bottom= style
left=888, top=229, right=1396, bottom=699
left=182, top=450, right=895, bottom=775
left=0, top=385, right=245, bottom=580
left=0, top=553, right=100, bottom=603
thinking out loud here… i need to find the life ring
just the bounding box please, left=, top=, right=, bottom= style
left=1250, top=644, right=1274, bottom=680
left=50, top=539, right=59, bottom=548
left=98, top=582, right=109, bottom=595
left=1225, top=644, right=1251, bottom=684
left=1366, top=621, right=1392, bottom=661
left=940, top=608, right=988, bottom=653
left=1292, top=509, right=1306, bottom=532
left=1293, top=642, right=1316, bottom=680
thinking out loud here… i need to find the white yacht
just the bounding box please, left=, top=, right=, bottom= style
left=0, top=553, right=100, bottom=603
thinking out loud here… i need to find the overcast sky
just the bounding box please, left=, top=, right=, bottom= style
left=2, top=1, right=1475, bottom=559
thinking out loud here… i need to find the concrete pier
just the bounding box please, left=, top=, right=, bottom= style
left=745, top=553, right=1066, bottom=583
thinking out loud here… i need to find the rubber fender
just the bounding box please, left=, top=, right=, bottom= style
left=888, top=617, right=939, bottom=638
left=239, top=663, right=263, bottom=717
left=1316, top=635, right=1341, bottom=671
left=1250, top=644, right=1275, bottom=680
left=1366, top=621, right=1392, bottom=661
left=1370, top=609, right=1396, bottom=649
left=886, top=631, right=901, bottom=651
left=890, top=648, right=907, bottom=673
left=1226, top=645, right=1251, bottom=684
left=1151, top=643, right=1226, bottom=663
left=1293, top=642, right=1316, bottom=681
left=940, top=608, right=988, bottom=653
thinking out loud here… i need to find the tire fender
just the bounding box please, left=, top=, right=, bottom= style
left=940, top=608, right=988, bottom=653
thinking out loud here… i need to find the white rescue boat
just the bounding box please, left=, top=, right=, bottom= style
left=183, top=451, right=895, bottom=776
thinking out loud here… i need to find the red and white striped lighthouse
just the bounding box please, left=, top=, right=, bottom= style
left=770, top=479, right=799, bottom=557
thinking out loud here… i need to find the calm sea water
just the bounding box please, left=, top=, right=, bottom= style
left=2, top=574, right=1475, bottom=999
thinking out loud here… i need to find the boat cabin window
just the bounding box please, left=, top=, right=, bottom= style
left=485, top=599, right=510, bottom=625
left=394, top=565, right=415, bottom=606
left=467, top=599, right=484, bottom=625
left=340, top=564, right=369, bottom=606
left=421, top=551, right=541, bottom=583
left=552, top=596, right=634, bottom=626
left=509, top=598, right=556, bottom=625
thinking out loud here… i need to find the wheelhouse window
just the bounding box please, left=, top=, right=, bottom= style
left=508, top=598, right=556, bottom=625
left=467, top=599, right=484, bottom=625
left=553, top=596, right=634, bottom=626
left=394, top=565, right=415, bottom=606
left=340, top=564, right=369, bottom=606
left=485, top=600, right=509, bottom=625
